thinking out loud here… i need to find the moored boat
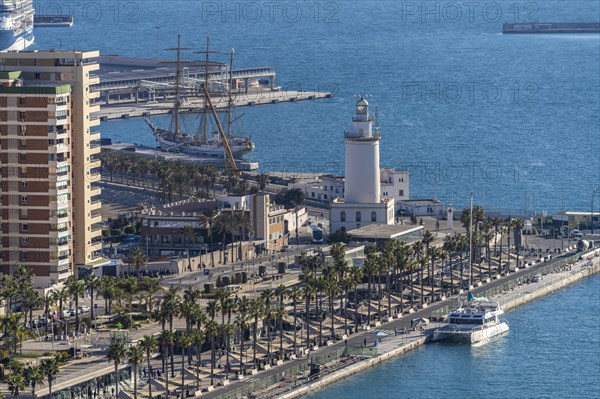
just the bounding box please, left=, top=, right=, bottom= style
left=433, top=292, right=509, bottom=344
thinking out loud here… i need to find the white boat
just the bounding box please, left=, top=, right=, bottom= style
left=432, top=293, right=509, bottom=344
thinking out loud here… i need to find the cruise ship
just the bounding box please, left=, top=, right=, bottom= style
left=0, top=0, right=34, bottom=51
left=432, top=293, right=509, bottom=344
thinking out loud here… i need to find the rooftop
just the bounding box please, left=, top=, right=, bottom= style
left=401, top=199, right=444, bottom=206
left=348, top=223, right=423, bottom=240
left=0, top=70, right=22, bottom=80
left=0, top=84, right=71, bottom=95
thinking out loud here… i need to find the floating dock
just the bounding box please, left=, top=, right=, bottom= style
left=33, top=15, right=74, bottom=27
left=503, top=22, right=600, bottom=34
left=101, top=141, right=259, bottom=171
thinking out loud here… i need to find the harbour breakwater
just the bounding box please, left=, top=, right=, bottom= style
left=275, top=248, right=600, bottom=399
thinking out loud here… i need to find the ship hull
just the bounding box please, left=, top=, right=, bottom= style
left=0, top=26, right=34, bottom=52
left=433, top=322, right=509, bottom=344
left=156, top=135, right=254, bottom=158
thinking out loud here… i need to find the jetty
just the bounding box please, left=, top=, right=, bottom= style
left=96, top=89, right=331, bottom=121
left=33, top=14, right=74, bottom=27
left=503, top=22, right=600, bottom=34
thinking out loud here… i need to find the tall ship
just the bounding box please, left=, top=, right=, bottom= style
left=144, top=35, right=255, bottom=159
left=432, top=292, right=509, bottom=344
left=0, top=0, right=34, bottom=51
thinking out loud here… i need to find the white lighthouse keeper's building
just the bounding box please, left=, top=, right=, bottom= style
left=330, top=98, right=395, bottom=233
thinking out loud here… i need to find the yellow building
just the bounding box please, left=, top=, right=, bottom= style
left=0, top=51, right=107, bottom=288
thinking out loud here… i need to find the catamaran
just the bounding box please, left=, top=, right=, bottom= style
left=432, top=292, right=509, bottom=344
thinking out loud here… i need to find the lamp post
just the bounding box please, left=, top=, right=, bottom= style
left=591, top=188, right=599, bottom=235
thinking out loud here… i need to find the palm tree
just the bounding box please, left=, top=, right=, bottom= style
left=24, top=365, right=45, bottom=398
left=106, top=339, right=127, bottom=399
left=139, top=335, right=158, bottom=398
left=505, top=217, right=516, bottom=273
left=85, top=273, right=101, bottom=320
left=40, top=357, right=59, bottom=398
left=348, top=265, right=363, bottom=333
left=177, top=333, right=193, bottom=392
left=288, top=286, right=303, bottom=354
left=256, top=173, right=270, bottom=191
left=249, top=299, right=264, bottom=368
left=180, top=225, right=198, bottom=271
left=363, top=254, right=378, bottom=326
left=127, top=344, right=145, bottom=399
left=66, top=278, right=84, bottom=333
left=159, top=329, right=174, bottom=393
left=513, top=218, right=526, bottom=268
left=201, top=207, right=219, bottom=268
left=205, top=320, right=219, bottom=387
left=7, top=374, right=27, bottom=399
left=53, top=287, right=69, bottom=320
left=129, top=248, right=149, bottom=276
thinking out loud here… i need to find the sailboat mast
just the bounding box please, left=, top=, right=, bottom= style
left=174, top=33, right=181, bottom=135
left=203, top=35, right=210, bottom=144
left=227, top=48, right=235, bottom=138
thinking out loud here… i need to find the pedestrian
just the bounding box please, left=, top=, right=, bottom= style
left=363, top=338, right=367, bottom=348
left=394, top=327, right=397, bottom=336
left=344, top=339, right=348, bottom=346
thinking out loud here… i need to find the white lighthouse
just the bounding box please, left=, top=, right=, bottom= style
left=344, top=97, right=381, bottom=203
left=330, top=98, right=395, bottom=233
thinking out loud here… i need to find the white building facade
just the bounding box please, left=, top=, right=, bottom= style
left=330, top=98, right=395, bottom=233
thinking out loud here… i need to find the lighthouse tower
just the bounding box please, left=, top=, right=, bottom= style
left=344, top=97, right=381, bottom=204
left=330, top=97, right=395, bottom=233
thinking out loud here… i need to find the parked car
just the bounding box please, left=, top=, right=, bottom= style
left=78, top=305, right=90, bottom=313
left=60, top=309, right=72, bottom=318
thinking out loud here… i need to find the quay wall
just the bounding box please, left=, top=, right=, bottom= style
left=278, top=337, right=428, bottom=399
left=278, top=249, right=600, bottom=399
left=502, top=260, right=600, bottom=312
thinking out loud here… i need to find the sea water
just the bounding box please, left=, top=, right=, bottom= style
left=30, top=0, right=600, bottom=214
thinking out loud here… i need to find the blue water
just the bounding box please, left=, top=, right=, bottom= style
left=30, top=0, right=600, bottom=213
left=305, top=274, right=600, bottom=399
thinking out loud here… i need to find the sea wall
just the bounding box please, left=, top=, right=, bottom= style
left=278, top=336, right=428, bottom=399
left=502, top=260, right=600, bottom=312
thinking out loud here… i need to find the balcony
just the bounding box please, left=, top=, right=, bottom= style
left=91, top=222, right=105, bottom=232
left=90, top=140, right=101, bottom=149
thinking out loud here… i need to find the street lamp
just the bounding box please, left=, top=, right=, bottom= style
left=591, top=188, right=599, bottom=235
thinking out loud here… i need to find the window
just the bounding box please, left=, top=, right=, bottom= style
left=19, top=97, right=26, bottom=105
left=341, top=226, right=346, bottom=232
left=340, top=211, right=346, bottom=222
left=21, top=181, right=27, bottom=188
left=356, top=211, right=361, bottom=222
left=34, top=73, right=41, bottom=79
left=324, top=194, right=328, bottom=200
left=19, top=139, right=26, bottom=148
left=21, top=252, right=28, bottom=261
left=20, top=126, right=27, bottom=135
left=399, top=178, right=404, bottom=182
left=21, top=195, right=28, bottom=203
left=19, top=154, right=26, bottom=162
left=22, top=224, right=28, bottom=232
left=21, top=237, right=28, bottom=245
left=371, top=211, right=377, bottom=222
left=399, top=190, right=404, bottom=196
left=20, top=209, right=28, bottom=218
left=19, top=112, right=26, bottom=120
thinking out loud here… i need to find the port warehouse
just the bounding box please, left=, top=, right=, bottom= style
left=91, top=56, right=278, bottom=104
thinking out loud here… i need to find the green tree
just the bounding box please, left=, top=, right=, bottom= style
left=24, top=365, right=45, bottom=398
left=40, top=357, right=59, bottom=398
left=139, top=335, right=158, bottom=398
left=7, top=374, right=27, bottom=399
left=127, top=344, right=145, bottom=399
left=106, top=339, right=127, bottom=398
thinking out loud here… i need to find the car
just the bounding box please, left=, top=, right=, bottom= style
left=60, top=309, right=72, bottom=318
left=573, top=232, right=583, bottom=239
left=77, top=305, right=90, bottom=313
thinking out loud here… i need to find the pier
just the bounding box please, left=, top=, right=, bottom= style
left=33, top=14, right=74, bottom=27
left=503, top=22, right=600, bottom=34
left=97, top=89, right=331, bottom=120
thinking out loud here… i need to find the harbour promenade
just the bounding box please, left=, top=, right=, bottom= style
left=202, top=247, right=600, bottom=399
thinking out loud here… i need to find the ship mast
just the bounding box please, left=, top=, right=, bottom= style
left=227, top=48, right=235, bottom=138
left=195, top=35, right=219, bottom=144
left=165, top=33, right=191, bottom=136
